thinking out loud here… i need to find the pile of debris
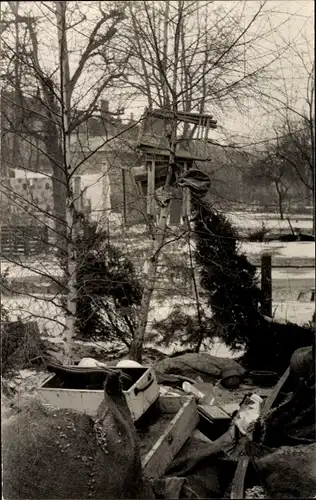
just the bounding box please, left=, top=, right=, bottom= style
left=2, top=346, right=315, bottom=499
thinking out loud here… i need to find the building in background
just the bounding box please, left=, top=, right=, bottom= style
left=1, top=92, right=145, bottom=236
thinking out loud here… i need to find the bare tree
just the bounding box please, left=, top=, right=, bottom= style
left=1, top=1, right=132, bottom=360
left=248, top=130, right=299, bottom=220
left=123, top=0, right=304, bottom=361
left=254, top=38, right=315, bottom=229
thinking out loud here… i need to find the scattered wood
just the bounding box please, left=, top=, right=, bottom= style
left=149, top=108, right=217, bottom=127
left=230, top=366, right=291, bottom=499
left=141, top=395, right=199, bottom=479
left=231, top=456, right=250, bottom=499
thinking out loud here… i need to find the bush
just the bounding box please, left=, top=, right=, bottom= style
left=74, top=219, right=142, bottom=347
left=152, top=304, right=216, bottom=352
left=193, top=197, right=263, bottom=352
left=192, top=197, right=314, bottom=372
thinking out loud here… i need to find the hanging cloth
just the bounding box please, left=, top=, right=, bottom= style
left=177, top=168, right=211, bottom=195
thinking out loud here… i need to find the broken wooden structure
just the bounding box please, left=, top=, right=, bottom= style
left=230, top=366, right=291, bottom=499
left=36, top=357, right=306, bottom=498
left=132, top=108, right=217, bottom=225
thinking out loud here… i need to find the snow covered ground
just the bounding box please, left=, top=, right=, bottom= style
left=2, top=241, right=314, bottom=281
left=2, top=295, right=65, bottom=337
left=2, top=287, right=314, bottom=361
left=240, top=241, right=315, bottom=259
left=2, top=261, right=63, bottom=279
left=2, top=211, right=314, bottom=360
left=226, top=212, right=313, bottom=231
left=272, top=301, right=314, bottom=325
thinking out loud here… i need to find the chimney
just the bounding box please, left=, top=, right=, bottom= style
left=130, top=112, right=134, bottom=122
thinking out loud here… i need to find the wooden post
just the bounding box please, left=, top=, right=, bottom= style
left=122, top=168, right=127, bottom=225
left=101, top=159, right=111, bottom=228
left=146, top=158, right=156, bottom=238
left=73, top=176, right=82, bottom=212
left=261, top=253, right=272, bottom=317
left=147, top=159, right=156, bottom=218
left=9, top=2, right=21, bottom=177
left=181, top=161, right=191, bottom=223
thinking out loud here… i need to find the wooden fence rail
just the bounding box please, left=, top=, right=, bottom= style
left=0, top=225, right=49, bottom=258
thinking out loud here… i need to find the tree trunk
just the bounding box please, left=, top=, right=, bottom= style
left=55, top=1, right=77, bottom=362
left=129, top=203, right=170, bottom=362
left=129, top=1, right=179, bottom=363
left=44, top=132, right=67, bottom=253
left=279, top=196, right=284, bottom=220
left=275, top=180, right=284, bottom=220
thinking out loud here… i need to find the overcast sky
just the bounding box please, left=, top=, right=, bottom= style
left=2, top=0, right=314, bottom=145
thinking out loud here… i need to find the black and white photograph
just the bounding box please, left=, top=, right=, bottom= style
left=1, top=1, right=315, bottom=498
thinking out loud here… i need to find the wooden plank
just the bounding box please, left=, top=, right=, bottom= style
left=197, top=404, right=231, bottom=420
left=151, top=109, right=215, bottom=120
left=230, top=366, right=291, bottom=499
left=137, top=145, right=211, bottom=162
left=260, top=367, right=290, bottom=418
left=231, top=456, right=250, bottom=499
left=146, top=159, right=156, bottom=216
left=181, top=161, right=190, bottom=222
left=38, top=387, right=103, bottom=417
left=169, top=187, right=182, bottom=225
left=142, top=396, right=199, bottom=479
left=150, top=109, right=217, bottom=126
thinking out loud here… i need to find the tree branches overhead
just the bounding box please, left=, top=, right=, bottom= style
left=119, top=0, right=301, bottom=117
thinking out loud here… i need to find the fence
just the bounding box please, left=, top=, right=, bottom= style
left=0, top=225, right=49, bottom=258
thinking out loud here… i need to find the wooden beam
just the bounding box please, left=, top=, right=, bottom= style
left=142, top=396, right=199, bottom=479
left=137, top=145, right=211, bottom=162
left=230, top=366, right=291, bottom=499
left=150, top=109, right=217, bottom=125
left=260, top=367, right=290, bottom=419
left=231, top=456, right=250, bottom=500
left=147, top=159, right=155, bottom=217
left=122, top=169, right=127, bottom=225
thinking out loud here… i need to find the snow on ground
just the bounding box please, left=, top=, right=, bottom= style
left=1, top=241, right=315, bottom=282
left=264, top=268, right=314, bottom=281
left=2, top=261, right=63, bottom=279
left=226, top=212, right=313, bottom=230
left=240, top=241, right=315, bottom=259
left=2, top=241, right=314, bottom=282
left=2, top=295, right=65, bottom=337
left=2, top=291, right=313, bottom=363
left=145, top=338, right=239, bottom=359
left=148, top=293, right=313, bottom=331
left=226, top=211, right=313, bottom=220
left=273, top=301, right=315, bottom=325
left=2, top=211, right=314, bottom=360
left=275, top=242, right=315, bottom=259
